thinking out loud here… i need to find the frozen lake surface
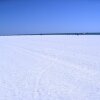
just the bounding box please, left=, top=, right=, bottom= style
left=0, top=35, right=100, bottom=100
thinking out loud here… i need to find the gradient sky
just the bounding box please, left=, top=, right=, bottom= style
left=0, top=0, right=100, bottom=34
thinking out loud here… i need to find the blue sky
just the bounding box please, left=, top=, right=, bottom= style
left=0, top=0, right=100, bottom=34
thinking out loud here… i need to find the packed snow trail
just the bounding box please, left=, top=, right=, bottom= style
left=0, top=35, right=100, bottom=100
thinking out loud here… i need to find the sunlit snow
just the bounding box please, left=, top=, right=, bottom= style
left=0, top=35, right=100, bottom=100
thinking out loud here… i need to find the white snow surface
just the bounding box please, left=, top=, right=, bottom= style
left=0, top=35, right=100, bottom=100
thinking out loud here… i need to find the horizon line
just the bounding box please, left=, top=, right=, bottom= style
left=1, top=32, right=100, bottom=36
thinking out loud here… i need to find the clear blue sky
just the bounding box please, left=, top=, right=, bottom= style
left=0, top=0, right=100, bottom=34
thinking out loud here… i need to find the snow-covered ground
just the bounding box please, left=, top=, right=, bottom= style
left=0, top=35, right=100, bottom=100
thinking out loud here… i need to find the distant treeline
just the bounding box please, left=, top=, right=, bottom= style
left=0, top=33, right=100, bottom=36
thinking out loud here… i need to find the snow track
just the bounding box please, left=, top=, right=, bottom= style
left=0, top=35, right=100, bottom=100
